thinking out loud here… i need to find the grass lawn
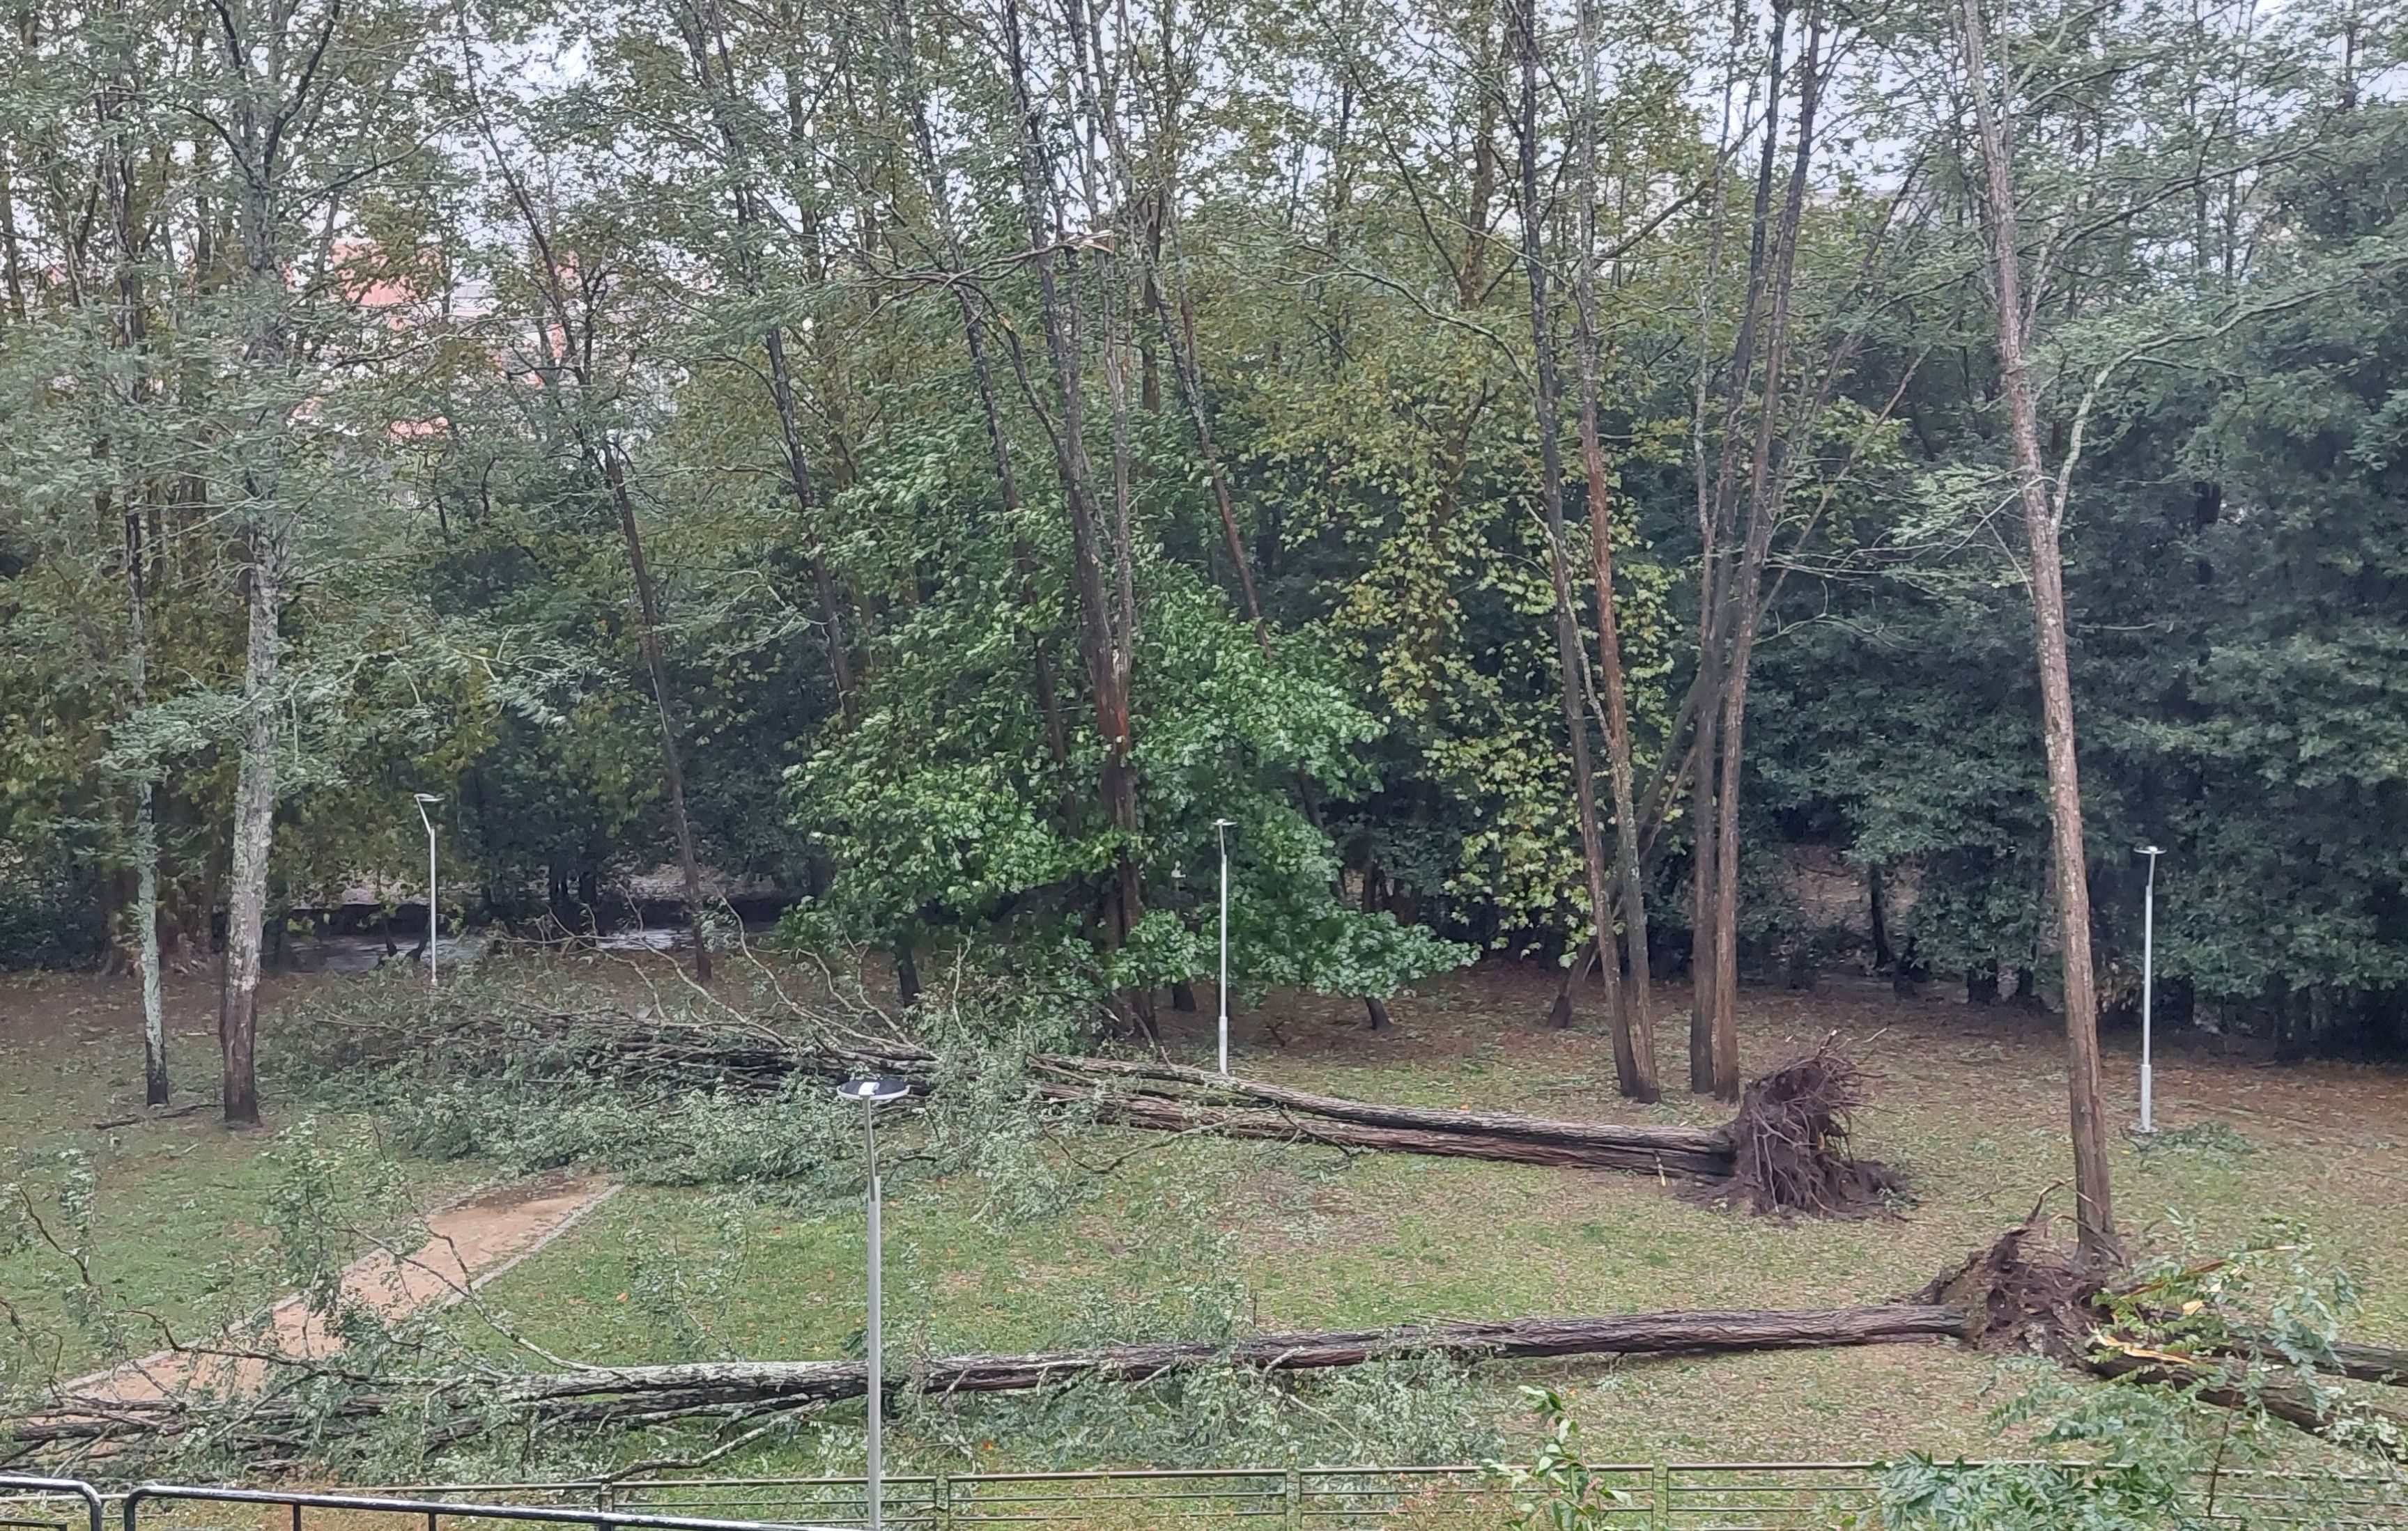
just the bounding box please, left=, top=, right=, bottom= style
left=0, top=969, right=490, bottom=1376
left=6, top=958, right=2404, bottom=1471
left=458, top=965, right=2408, bottom=1466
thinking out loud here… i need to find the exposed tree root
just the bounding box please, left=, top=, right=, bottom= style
left=13, top=1225, right=2402, bottom=1471
left=323, top=997, right=1898, bottom=1214
left=1915, top=1218, right=2408, bottom=1453
left=1037, top=1043, right=1898, bottom=1213
left=1714, top=1040, right=1904, bottom=1216
left=1914, top=1213, right=2102, bottom=1360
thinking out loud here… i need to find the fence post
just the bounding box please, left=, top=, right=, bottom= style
left=1285, top=1467, right=1303, bottom=1531
left=1651, top=1463, right=1669, bottom=1531
left=933, top=1474, right=949, bottom=1531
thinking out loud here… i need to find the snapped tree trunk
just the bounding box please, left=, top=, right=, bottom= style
left=1509, top=0, right=1649, bottom=1098
left=1953, top=0, right=2117, bottom=1265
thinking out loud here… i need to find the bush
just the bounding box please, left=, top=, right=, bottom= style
left=0, top=869, right=104, bottom=970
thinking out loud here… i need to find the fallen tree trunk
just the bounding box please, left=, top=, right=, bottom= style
left=1042, top=1085, right=1737, bottom=1177
left=2332, top=1339, right=2408, bottom=1388
left=2085, top=1348, right=2408, bottom=1445
left=17, top=1304, right=1969, bottom=1452
left=506, top=1304, right=1970, bottom=1422
left=307, top=998, right=1890, bottom=1212
left=1038, top=1055, right=1733, bottom=1159
left=16, top=1233, right=2400, bottom=1469
left=1037, top=1040, right=1898, bottom=1213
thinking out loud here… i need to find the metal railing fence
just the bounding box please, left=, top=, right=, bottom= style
left=0, top=1477, right=105, bottom=1531
left=1, top=1461, right=2399, bottom=1530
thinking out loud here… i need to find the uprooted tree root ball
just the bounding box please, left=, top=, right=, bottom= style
left=271, top=974, right=1906, bottom=1217
left=1915, top=1215, right=2105, bottom=1359
left=1690, top=1039, right=1906, bottom=1218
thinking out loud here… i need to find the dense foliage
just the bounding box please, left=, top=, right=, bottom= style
left=2, top=0, right=2405, bottom=1055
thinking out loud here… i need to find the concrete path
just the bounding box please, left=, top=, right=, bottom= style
left=65, top=1169, right=617, bottom=1403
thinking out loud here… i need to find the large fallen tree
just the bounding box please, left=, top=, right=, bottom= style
left=17, top=1271, right=2401, bottom=1468
left=288, top=990, right=1899, bottom=1215
left=12, top=1303, right=1973, bottom=1457
left=1041, top=1039, right=1894, bottom=1213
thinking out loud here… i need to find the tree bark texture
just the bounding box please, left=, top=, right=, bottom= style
left=220, top=524, right=278, bottom=1127
left=125, top=514, right=167, bottom=1106
left=1953, top=0, right=2117, bottom=1264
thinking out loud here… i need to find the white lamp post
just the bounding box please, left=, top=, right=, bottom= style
left=836, top=1076, right=910, bottom=1531
left=412, top=794, right=442, bottom=988
left=1214, top=818, right=1233, bottom=1075
left=2138, top=846, right=2163, bottom=1134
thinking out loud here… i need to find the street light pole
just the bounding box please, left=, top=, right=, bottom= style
left=1214, top=818, right=1233, bottom=1075
left=836, top=1078, right=909, bottom=1530
left=2138, top=845, right=2163, bottom=1135
left=412, top=794, right=442, bottom=988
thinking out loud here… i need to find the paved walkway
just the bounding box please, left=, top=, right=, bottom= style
left=65, top=1169, right=617, bottom=1403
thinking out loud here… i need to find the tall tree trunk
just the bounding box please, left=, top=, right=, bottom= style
left=101, top=65, right=165, bottom=1107
left=1684, top=1, right=1793, bottom=1098
left=601, top=444, right=713, bottom=983
left=220, top=116, right=289, bottom=1130
left=1868, top=863, right=1894, bottom=970
left=1953, top=0, right=2117, bottom=1264
left=1153, top=277, right=1269, bottom=651
left=1569, top=0, right=1654, bottom=1080
left=1689, top=658, right=1720, bottom=1093
left=221, top=526, right=277, bottom=1127
left=1510, top=0, right=1650, bottom=1098
left=1362, top=857, right=1391, bottom=1032
left=1001, top=0, right=1145, bottom=1003
left=1708, top=11, right=1823, bottom=1103
left=126, top=513, right=167, bottom=1105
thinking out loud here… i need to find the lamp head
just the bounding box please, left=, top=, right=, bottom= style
left=836, top=1078, right=911, bottom=1105
left=1212, top=818, right=1234, bottom=828
left=413, top=793, right=442, bottom=805
left=2139, top=845, right=2163, bottom=857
